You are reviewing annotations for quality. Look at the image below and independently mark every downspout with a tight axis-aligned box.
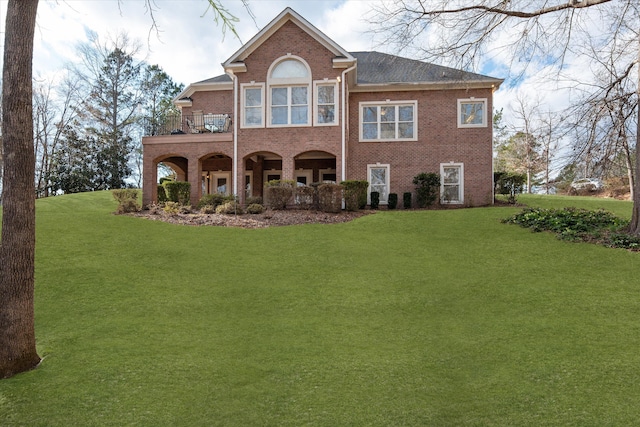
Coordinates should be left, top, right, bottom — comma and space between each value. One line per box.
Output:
226, 70, 239, 199
341, 64, 356, 183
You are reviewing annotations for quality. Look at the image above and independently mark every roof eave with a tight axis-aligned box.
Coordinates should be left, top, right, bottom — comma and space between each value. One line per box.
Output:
350, 79, 504, 92
173, 81, 233, 104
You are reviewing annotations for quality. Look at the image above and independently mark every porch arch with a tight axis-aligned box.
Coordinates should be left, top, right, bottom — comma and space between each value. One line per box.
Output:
294, 150, 337, 185
242, 151, 283, 201
200, 153, 233, 197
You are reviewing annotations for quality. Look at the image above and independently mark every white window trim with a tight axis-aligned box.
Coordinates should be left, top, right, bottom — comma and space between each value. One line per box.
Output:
240, 83, 265, 129
457, 98, 487, 128
367, 164, 390, 205
359, 100, 418, 142
267, 55, 312, 128
440, 162, 464, 204
313, 80, 339, 126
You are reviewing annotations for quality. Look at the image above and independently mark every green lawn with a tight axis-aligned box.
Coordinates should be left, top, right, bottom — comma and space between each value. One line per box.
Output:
1, 192, 639, 426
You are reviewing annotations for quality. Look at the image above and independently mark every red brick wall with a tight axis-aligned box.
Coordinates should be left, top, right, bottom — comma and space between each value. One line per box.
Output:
347, 88, 495, 206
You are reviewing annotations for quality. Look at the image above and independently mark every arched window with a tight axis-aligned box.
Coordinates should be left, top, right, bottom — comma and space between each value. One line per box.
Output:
268, 56, 311, 126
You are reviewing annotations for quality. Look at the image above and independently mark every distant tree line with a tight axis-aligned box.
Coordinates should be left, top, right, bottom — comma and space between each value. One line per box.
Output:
30, 31, 183, 197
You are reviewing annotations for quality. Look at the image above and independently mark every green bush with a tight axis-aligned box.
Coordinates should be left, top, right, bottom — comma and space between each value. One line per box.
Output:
370, 191, 380, 210
163, 201, 180, 214
403, 192, 412, 209
163, 181, 191, 205
245, 196, 263, 206
388, 193, 398, 210
197, 193, 232, 210
495, 172, 526, 204
503, 207, 639, 250
265, 180, 294, 210
413, 172, 440, 208
341, 180, 368, 211
318, 183, 343, 213
246, 203, 265, 214
112, 189, 140, 214
216, 201, 243, 215
157, 185, 167, 204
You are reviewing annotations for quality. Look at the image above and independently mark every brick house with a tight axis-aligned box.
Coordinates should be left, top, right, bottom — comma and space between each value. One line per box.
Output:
141, 7, 503, 207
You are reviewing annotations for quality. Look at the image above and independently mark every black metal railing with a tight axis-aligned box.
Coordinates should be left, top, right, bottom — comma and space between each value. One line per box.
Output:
142, 113, 232, 136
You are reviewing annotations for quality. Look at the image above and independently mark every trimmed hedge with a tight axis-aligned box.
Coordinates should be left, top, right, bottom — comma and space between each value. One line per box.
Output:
341, 180, 368, 211
388, 193, 398, 210
265, 180, 294, 210
403, 192, 412, 209
318, 183, 342, 213
163, 181, 191, 205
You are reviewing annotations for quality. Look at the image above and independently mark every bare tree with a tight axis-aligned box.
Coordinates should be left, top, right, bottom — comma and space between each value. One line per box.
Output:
33, 73, 82, 197
371, 0, 640, 235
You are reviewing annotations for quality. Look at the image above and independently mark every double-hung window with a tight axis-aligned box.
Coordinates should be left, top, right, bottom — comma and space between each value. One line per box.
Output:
458, 98, 487, 128
360, 101, 417, 141
441, 163, 464, 204
314, 82, 338, 125
242, 84, 264, 128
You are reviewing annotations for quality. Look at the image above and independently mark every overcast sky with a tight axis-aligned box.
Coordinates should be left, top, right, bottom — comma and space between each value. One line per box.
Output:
0, 0, 580, 130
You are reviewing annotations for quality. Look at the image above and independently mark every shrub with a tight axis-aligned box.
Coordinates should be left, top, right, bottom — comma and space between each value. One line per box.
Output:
264, 180, 294, 210
403, 192, 412, 209
157, 185, 167, 204
163, 201, 180, 214
197, 193, 232, 210
341, 180, 369, 211
294, 186, 315, 210
245, 196, 263, 206
200, 205, 216, 214
413, 172, 440, 208
503, 207, 639, 250
246, 203, 265, 214
388, 193, 398, 210
318, 183, 342, 213
163, 181, 191, 205
216, 201, 243, 215
494, 172, 526, 204
112, 189, 140, 214
370, 191, 380, 209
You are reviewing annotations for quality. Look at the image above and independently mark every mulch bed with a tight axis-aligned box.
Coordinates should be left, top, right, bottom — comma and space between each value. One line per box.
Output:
129, 207, 375, 229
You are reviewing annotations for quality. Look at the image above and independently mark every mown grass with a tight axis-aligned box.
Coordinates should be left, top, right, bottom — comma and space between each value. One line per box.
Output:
1, 192, 639, 426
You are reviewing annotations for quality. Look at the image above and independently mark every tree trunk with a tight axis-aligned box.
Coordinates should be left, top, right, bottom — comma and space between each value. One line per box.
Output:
630, 35, 640, 236
0, 0, 40, 379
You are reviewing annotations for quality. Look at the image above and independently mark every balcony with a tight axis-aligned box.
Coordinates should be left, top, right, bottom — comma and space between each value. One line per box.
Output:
142, 113, 232, 136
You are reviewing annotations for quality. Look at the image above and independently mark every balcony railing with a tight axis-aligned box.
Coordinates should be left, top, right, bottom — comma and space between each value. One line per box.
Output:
142, 113, 232, 136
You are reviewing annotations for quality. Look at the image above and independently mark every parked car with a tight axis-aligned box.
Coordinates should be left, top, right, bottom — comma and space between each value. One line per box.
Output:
570, 178, 603, 192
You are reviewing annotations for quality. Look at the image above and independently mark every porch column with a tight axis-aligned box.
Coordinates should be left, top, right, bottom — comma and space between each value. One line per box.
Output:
188, 157, 201, 206
281, 155, 294, 182
142, 149, 157, 206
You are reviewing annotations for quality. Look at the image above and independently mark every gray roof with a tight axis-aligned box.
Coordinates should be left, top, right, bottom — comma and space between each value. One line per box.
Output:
350, 51, 502, 85
194, 51, 501, 87
195, 74, 232, 84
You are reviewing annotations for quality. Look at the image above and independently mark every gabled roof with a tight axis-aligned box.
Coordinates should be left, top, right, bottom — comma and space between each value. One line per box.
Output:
351, 51, 503, 90
223, 7, 355, 70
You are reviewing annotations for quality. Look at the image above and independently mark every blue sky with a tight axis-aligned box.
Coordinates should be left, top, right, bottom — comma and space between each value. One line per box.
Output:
0, 0, 578, 134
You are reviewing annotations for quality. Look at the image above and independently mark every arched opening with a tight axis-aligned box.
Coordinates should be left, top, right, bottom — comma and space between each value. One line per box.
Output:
294, 151, 337, 185
201, 154, 233, 196
243, 152, 283, 201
